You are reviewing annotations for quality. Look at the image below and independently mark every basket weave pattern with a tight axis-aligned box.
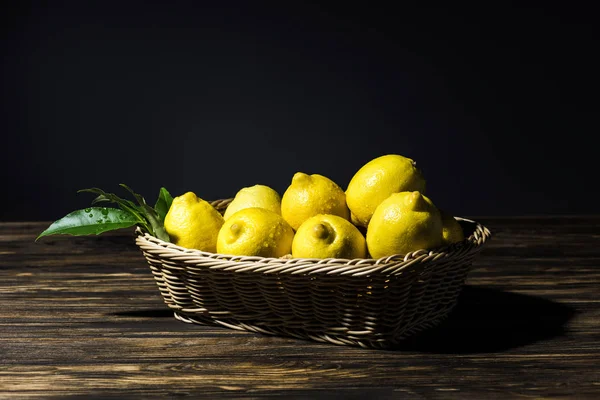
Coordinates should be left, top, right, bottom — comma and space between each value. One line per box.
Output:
135, 199, 491, 349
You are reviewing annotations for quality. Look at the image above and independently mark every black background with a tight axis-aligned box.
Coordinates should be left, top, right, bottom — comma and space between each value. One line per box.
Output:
1, 2, 598, 221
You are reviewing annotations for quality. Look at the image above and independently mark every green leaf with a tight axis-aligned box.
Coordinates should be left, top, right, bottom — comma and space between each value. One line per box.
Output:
79, 188, 140, 215
68, 184, 171, 242
36, 208, 138, 241
119, 184, 148, 208
78, 188, 150, 232
154, 187, 173, 222
118, 184, 171, 242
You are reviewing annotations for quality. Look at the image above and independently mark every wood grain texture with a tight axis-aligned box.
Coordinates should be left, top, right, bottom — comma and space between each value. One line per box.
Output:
1, 217, 599, 399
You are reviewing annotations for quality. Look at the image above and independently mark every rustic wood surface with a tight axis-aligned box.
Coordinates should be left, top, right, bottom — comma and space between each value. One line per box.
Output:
1, 217, 599, 399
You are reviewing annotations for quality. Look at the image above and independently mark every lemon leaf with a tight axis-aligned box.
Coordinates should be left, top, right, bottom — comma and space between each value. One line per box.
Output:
154, 187, 173, 223
118, 184, 170, 242
39, 185, 172, 242
78, 188, 145, 225
36, 208, 138, 241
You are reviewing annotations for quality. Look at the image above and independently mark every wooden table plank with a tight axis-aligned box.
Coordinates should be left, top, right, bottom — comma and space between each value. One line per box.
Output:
1, 218, 599, 398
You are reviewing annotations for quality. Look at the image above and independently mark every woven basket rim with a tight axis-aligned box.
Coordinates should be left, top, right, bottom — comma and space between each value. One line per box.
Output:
135, 212, 491, 277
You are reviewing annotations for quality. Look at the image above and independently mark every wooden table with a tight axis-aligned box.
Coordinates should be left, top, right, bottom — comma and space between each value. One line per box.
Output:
1, 217, 599, 398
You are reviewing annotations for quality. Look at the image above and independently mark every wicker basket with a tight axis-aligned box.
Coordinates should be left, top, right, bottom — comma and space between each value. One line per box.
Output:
135, 199, 491, 349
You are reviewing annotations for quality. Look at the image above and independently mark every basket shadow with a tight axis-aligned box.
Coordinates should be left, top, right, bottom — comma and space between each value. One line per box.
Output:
392, 285, 576, 354
111, 309, 174, 318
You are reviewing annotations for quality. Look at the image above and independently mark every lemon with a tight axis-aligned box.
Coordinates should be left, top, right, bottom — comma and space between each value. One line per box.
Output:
217, 207, 294, 257
164, 192, 224, 252
346, 154, 426, 227
281, 172, 350, 231
223, 184, 281, 220
292, 214, 366, 259
441, 210, 464, 245
366, 191, 442, 258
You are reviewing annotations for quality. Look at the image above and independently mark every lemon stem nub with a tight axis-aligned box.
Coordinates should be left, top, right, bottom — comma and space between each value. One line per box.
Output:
230, 223, 241, 235
313, 223, 329, 239
292, 172, 310, 185
405, 191, 426, 211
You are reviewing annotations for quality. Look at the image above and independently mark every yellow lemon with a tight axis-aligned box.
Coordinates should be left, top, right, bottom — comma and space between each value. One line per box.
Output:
366, 191, 442, 258
281, 172, 350, 231
441, 210, 465, 245
164, 192, 224, 252
217, 207, 294, 257
346, 154, 426, 227
223, 184, 281, 220
292, 214, 366, 259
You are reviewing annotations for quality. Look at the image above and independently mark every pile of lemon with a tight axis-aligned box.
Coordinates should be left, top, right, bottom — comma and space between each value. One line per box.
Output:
163, 154, 464, 259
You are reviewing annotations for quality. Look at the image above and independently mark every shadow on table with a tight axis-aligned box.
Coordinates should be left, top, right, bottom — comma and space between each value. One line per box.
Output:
111, 308, 174, 318
108, 285, 576, 355
393, 284, 576, 354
